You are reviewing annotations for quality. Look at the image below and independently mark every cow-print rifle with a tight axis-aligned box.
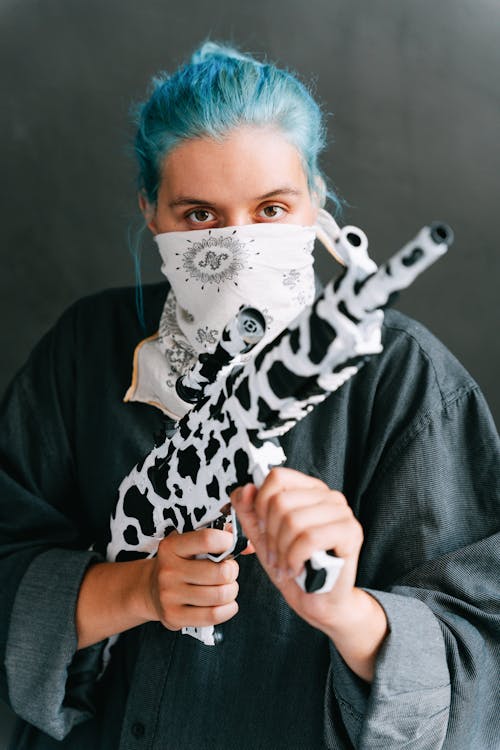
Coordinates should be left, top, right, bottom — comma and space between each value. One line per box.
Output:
107, 221, 453, 646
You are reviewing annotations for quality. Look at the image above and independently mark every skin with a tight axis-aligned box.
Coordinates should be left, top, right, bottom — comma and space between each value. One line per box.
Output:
139, 126, 319, 232
76, 126, 388, 682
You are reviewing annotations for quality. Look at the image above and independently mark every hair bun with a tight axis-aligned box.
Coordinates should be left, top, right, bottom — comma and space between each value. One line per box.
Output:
190, 41, 255, 65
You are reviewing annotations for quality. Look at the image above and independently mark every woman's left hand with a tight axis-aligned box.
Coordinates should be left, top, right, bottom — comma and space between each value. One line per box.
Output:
231, 466, 388, 681
231, 466, 363, 633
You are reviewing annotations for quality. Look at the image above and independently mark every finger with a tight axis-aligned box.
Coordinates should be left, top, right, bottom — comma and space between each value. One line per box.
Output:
285, 517, 364, 576
176, 581, 239, 608
168, 556, 239, 586
240, 541, 256, 555
165, 601, 239, 630
253, 468, 327, 529
264, 487, 342, 544
261, 488, 327, 570
272, 499, 353, 574
231, 484, 260, 543
161, 528, 235, 559
231, 484, 293, 581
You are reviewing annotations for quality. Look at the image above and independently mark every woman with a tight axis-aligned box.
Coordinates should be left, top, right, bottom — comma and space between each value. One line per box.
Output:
1, 42, 498, 749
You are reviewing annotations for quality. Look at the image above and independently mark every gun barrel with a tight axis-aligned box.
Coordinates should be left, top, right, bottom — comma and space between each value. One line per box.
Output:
430, 221, 454, 246
233, 222, 453, 439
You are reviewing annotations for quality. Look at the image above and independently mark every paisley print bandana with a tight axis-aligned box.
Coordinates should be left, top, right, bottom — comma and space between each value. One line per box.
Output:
125, 211, 343, 419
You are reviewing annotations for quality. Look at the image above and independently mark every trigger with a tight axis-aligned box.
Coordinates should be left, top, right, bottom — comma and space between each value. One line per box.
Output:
229, 506, 249, 558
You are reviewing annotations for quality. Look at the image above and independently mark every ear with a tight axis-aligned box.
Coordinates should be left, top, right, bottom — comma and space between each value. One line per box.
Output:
138, 191, 158, 234
310, 202, 320, 224
312, 175, 327, 210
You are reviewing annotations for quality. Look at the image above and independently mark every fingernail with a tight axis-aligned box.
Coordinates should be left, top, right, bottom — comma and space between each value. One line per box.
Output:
267, 550, 276, 567
287, 568, 296, 579
258, 519, 265, 533
275, 568, 283, 583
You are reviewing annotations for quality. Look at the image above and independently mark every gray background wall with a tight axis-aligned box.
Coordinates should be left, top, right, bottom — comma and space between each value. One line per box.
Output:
1, 0, 499, 744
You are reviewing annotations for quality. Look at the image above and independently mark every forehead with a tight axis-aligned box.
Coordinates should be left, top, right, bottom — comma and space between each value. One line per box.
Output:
159, 126, 308, 201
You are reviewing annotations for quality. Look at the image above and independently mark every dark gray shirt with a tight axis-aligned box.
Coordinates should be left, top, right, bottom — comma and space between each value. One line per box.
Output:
0, 284, 498, 749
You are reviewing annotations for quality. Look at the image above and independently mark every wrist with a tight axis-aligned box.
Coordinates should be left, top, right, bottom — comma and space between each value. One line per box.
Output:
128, 557, 158, 623
77, 559, 157, 650
321, 589, 389, 682
322, 588, 385, 639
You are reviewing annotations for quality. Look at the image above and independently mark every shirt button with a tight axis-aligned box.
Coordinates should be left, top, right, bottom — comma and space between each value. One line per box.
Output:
131, 721, 145, 738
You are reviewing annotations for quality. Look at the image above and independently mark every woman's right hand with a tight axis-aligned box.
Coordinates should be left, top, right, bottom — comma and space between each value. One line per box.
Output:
144, 529, 240, 632
76, 529, 239, 650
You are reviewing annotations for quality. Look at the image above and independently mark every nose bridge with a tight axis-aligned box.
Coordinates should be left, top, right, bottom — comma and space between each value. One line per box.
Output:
222, 207, 254, 227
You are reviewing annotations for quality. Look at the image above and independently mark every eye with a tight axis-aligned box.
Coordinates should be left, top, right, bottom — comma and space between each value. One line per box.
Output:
186, 208, 216, 224
259, 205, 287, 220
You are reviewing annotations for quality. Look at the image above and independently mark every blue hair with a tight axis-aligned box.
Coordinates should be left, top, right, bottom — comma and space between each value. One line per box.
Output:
134, 41, 341, 210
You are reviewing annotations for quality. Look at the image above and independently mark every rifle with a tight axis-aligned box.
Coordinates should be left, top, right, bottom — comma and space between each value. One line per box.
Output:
107, 221, 453, 645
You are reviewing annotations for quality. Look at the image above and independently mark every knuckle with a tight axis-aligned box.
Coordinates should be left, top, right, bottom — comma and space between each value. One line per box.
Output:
331, 490, 348, 506
158, 532, 173, 547
201, 608, 215, 626
211, 586, 225, 606
157, 566, 174, 589
220, 560, 238, 583
214, 584, 231, 605
282, 512, 299, 535
264, 468, 286, 497
164, 528, 180, 544
267, 467, 285, 484
352, 519, 364, 545
163, 622, 180, 632
159, 595, 175, 622
291, 530, 310, 559
342, 519, 363, 555
157, 536, 172, 559
204, 606, 218, 625
272, 491, 289, 514
228, 580, 239, 599
342, 506, 355, 524
159, 585, 174, 606
222, 582, 239, 604
162, 605, 181, 630
212, 602, 238, 624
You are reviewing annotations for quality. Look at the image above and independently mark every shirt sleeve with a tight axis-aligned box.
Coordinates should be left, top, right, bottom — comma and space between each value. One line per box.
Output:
0, 306, 106, 740
328, 385, 500, 750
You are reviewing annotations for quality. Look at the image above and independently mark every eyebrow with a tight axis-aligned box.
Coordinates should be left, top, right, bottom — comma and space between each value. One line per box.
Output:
168, 186, 302, 208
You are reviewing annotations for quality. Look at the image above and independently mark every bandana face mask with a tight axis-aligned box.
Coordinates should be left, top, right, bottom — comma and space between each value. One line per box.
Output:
125, 211, 343, 419
156, 222, 316, 353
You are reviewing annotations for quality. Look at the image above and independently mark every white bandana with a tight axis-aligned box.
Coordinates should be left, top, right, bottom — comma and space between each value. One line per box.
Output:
125, 211, 343, 419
